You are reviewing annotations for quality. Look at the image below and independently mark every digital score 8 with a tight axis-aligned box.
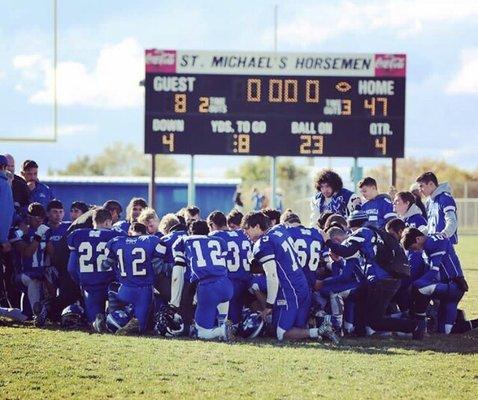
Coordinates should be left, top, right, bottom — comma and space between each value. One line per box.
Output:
232, 133, 250, 154
246, 78, 320, 103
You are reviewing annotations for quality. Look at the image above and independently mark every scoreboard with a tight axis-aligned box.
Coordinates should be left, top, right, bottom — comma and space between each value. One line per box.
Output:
144, 50, 406, 157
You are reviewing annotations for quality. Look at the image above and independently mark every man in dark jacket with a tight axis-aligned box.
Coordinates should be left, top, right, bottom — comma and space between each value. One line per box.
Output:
4, 154, 29, 212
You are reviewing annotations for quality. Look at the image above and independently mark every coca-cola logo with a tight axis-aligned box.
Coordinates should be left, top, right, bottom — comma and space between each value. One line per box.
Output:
145, 50, 177, 73
374, 54, 406, 77
145, 51, 175, 66
375, 55, 406, 70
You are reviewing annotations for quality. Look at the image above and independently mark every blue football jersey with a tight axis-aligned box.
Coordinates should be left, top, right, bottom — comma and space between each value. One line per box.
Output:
46, 221, 71, 253
286, 225, 329, 288
342, 227, 389, 280
159, 230, 187, 264
361, 194, 396, 228
423, 233, 463, 282
311, 187, 359, 220
106, 235, 163, 286
113, 220, 131, 233
209, 229, 252, 282
16, 227, 50, 272
404, 214, 428, 231
173, 235, 228, 282
408, 250, 428, 282
252, 225, 309, 298
67, 228, 125, 286
427, 184, 458, 244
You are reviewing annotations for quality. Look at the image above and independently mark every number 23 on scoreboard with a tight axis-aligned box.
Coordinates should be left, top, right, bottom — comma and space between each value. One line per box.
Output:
299, 135, 323, 155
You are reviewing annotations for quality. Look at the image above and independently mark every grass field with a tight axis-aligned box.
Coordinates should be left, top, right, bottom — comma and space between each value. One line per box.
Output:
1, 237, 477, 399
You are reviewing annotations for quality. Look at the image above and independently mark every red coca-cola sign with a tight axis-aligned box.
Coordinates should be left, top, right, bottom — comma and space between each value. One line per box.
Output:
145, 49, 176, 73
375, 54, 406, 77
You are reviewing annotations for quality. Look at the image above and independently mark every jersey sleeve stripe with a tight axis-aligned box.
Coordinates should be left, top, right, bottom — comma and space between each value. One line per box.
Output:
259, 254, 275, 263
430, 251, 446, 257
348, 236, 365, 243
443, 206, 456, 213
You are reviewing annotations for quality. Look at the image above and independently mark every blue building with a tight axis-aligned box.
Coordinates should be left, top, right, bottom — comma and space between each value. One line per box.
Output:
43, 176, 240, 218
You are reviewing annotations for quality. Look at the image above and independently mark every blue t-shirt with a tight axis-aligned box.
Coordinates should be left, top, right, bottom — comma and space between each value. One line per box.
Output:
67, 228, 125, 287
29, 181, 54, 209
209, 229, 252, 282
286, 225, 329, 288
252, 225, 309, 302
423, 234, 463, 282
361, 194, 396, 228
106, 235, 163, 287
173, 235, 228, 283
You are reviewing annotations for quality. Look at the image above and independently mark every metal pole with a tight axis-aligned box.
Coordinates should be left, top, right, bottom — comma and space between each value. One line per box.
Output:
270, 157, 277, 208
392, 158, 397, 187
149, 154, 156, 208
188, 155, 195, 205
352, 157, 359, 190
53, 0, 58, 141
269, 4, 278, 209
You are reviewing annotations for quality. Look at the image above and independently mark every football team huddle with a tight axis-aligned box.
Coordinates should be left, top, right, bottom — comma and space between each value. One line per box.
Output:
0, 155, 476, 343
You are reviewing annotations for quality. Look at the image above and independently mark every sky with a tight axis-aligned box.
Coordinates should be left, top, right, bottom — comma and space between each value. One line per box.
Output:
1, 0, 477, 180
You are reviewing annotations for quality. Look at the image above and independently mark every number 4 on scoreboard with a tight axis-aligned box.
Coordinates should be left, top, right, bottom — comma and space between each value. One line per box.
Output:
162, 133, 174, 152
375, 136, 387, 155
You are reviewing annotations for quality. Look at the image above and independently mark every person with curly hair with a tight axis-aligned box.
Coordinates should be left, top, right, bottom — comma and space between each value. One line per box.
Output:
310, 169, 360, 226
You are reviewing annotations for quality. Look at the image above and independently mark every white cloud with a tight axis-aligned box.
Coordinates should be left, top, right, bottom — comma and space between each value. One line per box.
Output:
445, 48, 478, 95
13, 38, 143, 109
272, 0, 478, 46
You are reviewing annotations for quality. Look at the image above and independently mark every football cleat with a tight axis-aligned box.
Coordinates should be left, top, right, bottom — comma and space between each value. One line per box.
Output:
60, 303, 85, 329
92, 313, 107, 333
317, 316, 340, 345
115, 317, 140, 336
413, 318, 426, 340
223, 320, 235, 343
153, 304, 185, 337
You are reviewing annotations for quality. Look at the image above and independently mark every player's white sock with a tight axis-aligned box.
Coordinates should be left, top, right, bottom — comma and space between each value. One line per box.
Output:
344, 321, 354, 333
216, 301, 229, 327
196, 325, 224, 340
444, 324, 453, 334
309, 328, 319, 338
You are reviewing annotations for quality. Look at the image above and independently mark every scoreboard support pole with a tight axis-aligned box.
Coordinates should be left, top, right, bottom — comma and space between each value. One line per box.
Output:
149, 153, 156, 209
270, 156, 277, 209
188, 155, 196, 205
352, 157, 359, 190
392, 158, 397, 187
269, 4, 278, 210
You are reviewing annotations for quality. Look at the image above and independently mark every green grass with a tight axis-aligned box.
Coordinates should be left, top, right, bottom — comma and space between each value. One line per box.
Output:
1, 237, 477, 399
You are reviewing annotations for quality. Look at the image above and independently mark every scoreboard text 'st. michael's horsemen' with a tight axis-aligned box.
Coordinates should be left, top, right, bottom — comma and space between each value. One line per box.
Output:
144, 50, 405, 158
